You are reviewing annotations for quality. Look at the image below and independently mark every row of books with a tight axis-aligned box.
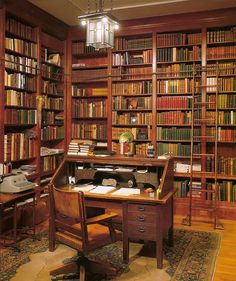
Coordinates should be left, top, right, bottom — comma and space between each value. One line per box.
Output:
5, 109, 37, 125
157, 32, 201, 47
5, 53, 37, 75
157, 46, 201, 62
112, 81, 152, 95
72, 86, 108, 97
113, 96, 152, 110
207, 27, 236, 43
206, 77, 236, 92
112, 142, 148, 157
156, 96, 192, 109
174, 180, 189, 198
5, 37, 37, 58
5, 71, 36, 91
41, 64, 64, 82
207, 95, 236, 109
71, 123, 107, 140
6, 17, 35, 41
40, 154, 63, 172
112, 112, 152, 125
207, 62, 236, 75
4, 133, 35, 162
41, 126, 64, 141
205, 111, 236, 125
218, 128, 236, 142
42, 111, 64, 126
207, 46, 236, 59
42, 81, 64, 96
5, 89, 36, 108
121, 66, 152, 79
218, 181, 236, 202
112, 50, 152, 65
112, 127, 151, 140
157, 142, 201, 156
114, 37, 152, 51
72, 100, 107, 118
67, 139, 95, 155
157, 111, 192, 125
43, 96, 64, 111
156, 78, 199, 94
156, 127, 201, 140
156, 63, 196, 77
206, 157, 236, 176
71, 42, 106, 55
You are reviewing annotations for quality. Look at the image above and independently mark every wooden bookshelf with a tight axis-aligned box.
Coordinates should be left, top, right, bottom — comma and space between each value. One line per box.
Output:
69, 39, 109, 146
111, 34, 153, 156
2, 13, 38, 181
0, 1, 68, 189
39, 31, 66, 186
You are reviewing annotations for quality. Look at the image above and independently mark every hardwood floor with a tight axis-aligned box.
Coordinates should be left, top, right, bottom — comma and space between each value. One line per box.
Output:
174, 216, 236, 281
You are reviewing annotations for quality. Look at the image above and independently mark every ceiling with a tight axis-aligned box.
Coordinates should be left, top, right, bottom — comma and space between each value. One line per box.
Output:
28, 0, 236, 26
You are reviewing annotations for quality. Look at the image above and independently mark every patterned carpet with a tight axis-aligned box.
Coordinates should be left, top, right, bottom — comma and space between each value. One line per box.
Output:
0, 228, 221, 281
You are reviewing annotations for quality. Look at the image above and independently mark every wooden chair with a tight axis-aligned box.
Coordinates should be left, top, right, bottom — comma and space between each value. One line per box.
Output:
48, 184, 120, 281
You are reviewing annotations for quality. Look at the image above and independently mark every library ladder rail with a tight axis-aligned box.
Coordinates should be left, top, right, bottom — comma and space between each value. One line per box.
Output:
182, 65, 224, 229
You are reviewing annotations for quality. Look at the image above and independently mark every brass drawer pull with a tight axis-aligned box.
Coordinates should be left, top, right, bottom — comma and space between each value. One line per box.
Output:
138, 216, 145, 221
138, 227, 145, 233
138, 206, 145, 211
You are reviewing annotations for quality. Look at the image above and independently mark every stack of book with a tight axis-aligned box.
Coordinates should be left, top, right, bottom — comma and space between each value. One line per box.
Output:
68, 139, 95, 155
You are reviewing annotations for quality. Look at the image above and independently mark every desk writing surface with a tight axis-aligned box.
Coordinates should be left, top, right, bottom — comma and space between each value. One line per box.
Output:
59, 184, 174, 205
0, 190, 35, 206
53, 155, 174, 200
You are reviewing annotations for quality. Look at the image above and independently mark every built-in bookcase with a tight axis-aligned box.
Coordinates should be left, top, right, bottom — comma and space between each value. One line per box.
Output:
112, 35, 153, 156
3, 14, 38, 179
70, 41, 109, 147
204, 25, 236, 203
156, 29, 202, 157
39, 32, 65, 185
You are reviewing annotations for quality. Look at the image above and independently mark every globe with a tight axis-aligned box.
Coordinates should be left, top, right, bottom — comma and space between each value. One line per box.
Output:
119, 131, 134, 143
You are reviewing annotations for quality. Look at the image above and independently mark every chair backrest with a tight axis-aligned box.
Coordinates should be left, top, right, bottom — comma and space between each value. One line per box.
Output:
53, 188, 85, 220
48, 184, 89, 252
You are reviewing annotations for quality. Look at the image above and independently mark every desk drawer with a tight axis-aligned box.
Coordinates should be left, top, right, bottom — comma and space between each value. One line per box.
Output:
128, 204, 156, 214
128, 212, 156, 224
128, 222, 156, 240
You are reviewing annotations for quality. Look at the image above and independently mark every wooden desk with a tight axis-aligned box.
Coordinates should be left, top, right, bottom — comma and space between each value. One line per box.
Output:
50, 155, 174, 268
0, 190, 36, 249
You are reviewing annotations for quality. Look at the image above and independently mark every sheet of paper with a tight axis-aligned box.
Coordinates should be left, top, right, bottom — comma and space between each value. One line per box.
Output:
112, 188, 140, 196
89, 185, 116, 194
73, 184, 96, 192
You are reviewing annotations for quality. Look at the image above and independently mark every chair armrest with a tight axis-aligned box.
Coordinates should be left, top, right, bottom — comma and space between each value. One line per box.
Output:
86, 212, 117, 225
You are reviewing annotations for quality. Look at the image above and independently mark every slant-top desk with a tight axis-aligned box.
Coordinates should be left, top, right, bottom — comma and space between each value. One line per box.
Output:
49, 155, 174, 268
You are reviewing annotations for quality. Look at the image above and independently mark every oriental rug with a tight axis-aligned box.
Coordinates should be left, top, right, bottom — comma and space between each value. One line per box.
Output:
0, 228, 221, 281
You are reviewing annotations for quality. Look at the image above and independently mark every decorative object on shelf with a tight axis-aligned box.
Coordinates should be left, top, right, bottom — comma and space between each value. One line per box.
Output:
147, 143, 155, 158
78, 0, 119, 49
119, 131, 134, 157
